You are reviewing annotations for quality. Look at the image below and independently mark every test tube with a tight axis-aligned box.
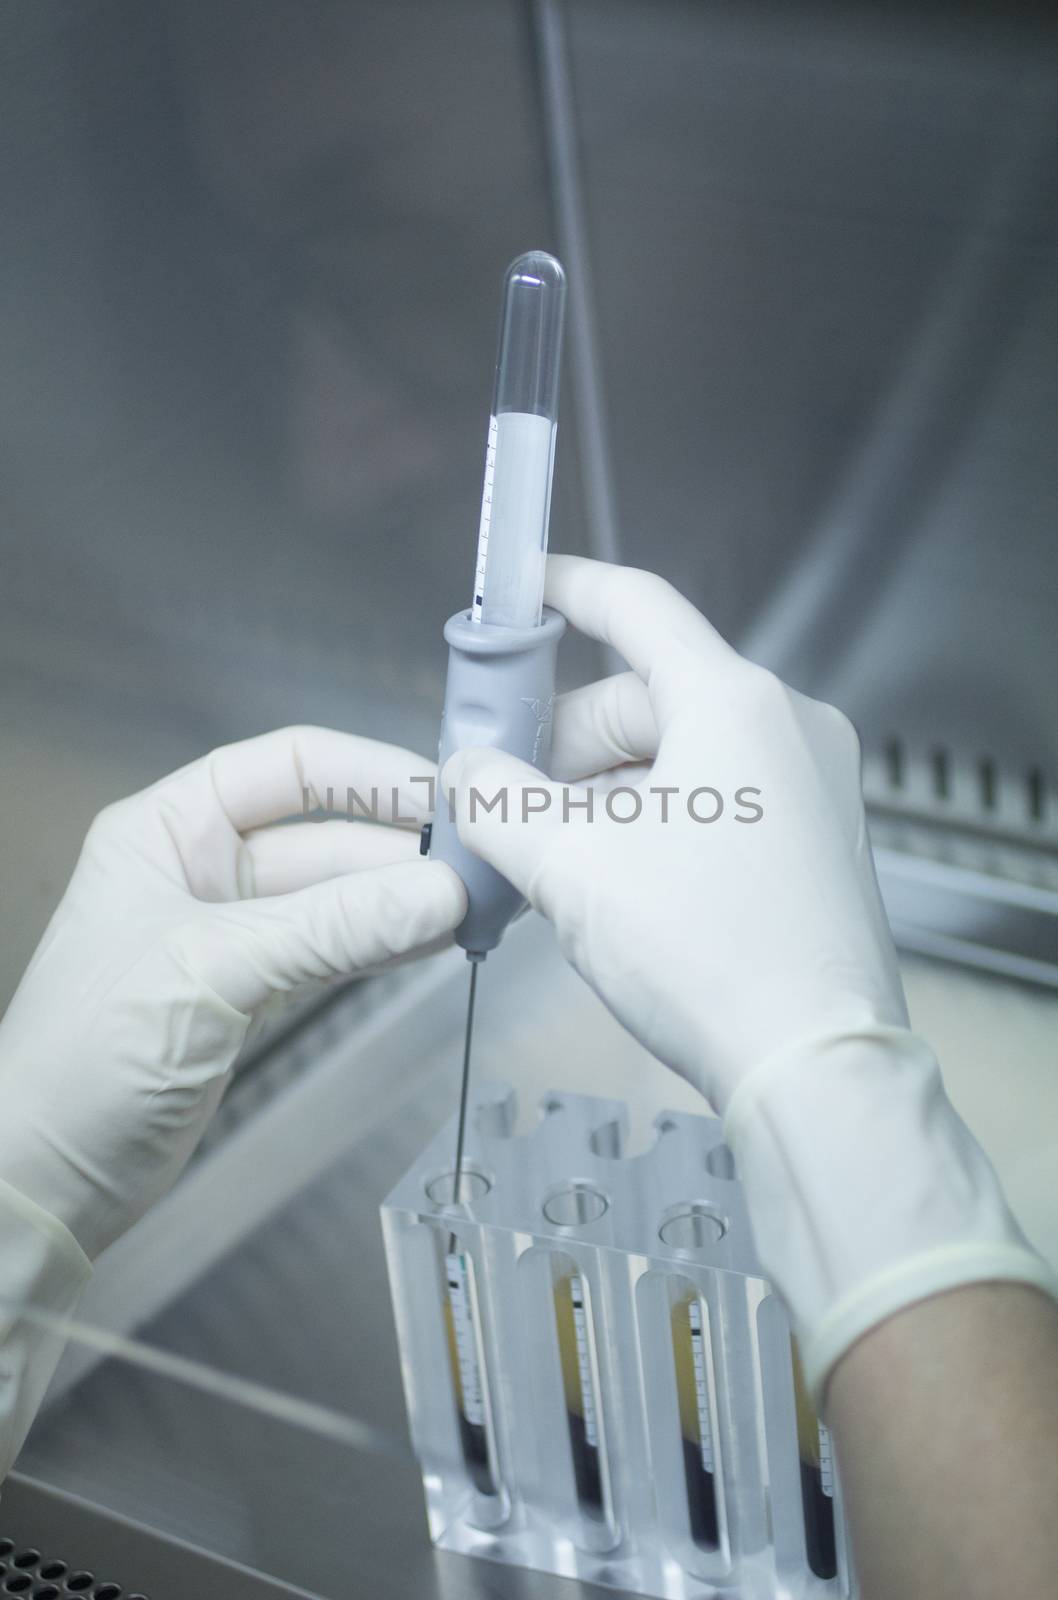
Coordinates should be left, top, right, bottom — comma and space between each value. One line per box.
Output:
671, 1290, 722, 1551
791, 1339, 837, 1580
472, 252, 566, 630
442, 1248, 500, 1497
553, 1271, 607, 1519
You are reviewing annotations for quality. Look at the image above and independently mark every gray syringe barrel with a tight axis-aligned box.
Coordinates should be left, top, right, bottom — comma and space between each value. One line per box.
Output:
430, 606, 566, 957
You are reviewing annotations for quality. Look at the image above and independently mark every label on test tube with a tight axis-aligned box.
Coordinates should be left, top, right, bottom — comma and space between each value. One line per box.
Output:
818, 1422, 834, 1498
471, 412, 554, 628
472, 416, 498, 623
446, 1252, 485, 1427
569, 1276, 599, 1448
687, 1300, 715, 1473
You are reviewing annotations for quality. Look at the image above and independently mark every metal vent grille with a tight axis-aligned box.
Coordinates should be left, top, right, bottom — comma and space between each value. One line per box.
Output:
859, 736, 1058, 989
0, 1539, 147, 1600
864, 736, 1057, 851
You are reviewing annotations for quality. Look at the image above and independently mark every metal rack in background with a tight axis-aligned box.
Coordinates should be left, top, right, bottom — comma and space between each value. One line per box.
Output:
865, 738, 1058, 990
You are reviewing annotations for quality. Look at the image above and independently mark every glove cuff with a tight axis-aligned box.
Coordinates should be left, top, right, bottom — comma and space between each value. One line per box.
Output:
0, 1177, 91, 1476
724, 1027, 1058, 1409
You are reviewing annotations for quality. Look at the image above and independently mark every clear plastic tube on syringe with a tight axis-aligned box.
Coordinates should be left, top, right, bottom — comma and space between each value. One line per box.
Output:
428, 251, 568, 959
472, 251, 566, 630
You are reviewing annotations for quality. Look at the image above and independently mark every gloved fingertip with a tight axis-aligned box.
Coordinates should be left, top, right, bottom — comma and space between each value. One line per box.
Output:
441, 746, 506, 800
419, 858, 469, 925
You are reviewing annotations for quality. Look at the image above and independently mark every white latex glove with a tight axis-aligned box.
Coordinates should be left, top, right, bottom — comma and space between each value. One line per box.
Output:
444, 557, 1056, 1401
0, 725, 465, 1262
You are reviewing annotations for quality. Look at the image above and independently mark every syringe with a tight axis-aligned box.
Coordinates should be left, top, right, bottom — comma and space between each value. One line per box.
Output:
426, 251, 566, 1206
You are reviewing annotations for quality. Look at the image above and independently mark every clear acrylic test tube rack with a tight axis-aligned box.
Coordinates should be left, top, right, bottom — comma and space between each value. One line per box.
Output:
381, 1085, 855, 1598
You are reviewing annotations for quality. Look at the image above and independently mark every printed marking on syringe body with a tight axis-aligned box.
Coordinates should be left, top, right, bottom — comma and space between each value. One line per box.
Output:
446, 1252, 485, 1427
521, 693, 555, 764
520, 695, 554, 723
818, 1421, 834, 1498
569, 1276, 599, 1448
688, 1300, 715, 1473
471, 415, 498, 623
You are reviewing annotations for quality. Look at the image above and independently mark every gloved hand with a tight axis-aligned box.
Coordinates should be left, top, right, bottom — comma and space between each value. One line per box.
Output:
0, 726, 465, 1261
444, 557, 1056, 1401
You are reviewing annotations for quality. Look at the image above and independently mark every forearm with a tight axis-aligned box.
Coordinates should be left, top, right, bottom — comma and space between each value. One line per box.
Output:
827, 1283, 1058, 1600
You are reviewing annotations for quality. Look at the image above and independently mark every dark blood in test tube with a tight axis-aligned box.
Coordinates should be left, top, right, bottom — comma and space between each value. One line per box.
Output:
457, 1409, 497, 1497
682, 1436, 720, 1551
567, 1407, 605, 1516
801, 1457, 837, 1579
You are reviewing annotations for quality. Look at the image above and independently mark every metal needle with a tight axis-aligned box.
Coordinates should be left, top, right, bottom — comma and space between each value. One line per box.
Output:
452, 958, 480, 1208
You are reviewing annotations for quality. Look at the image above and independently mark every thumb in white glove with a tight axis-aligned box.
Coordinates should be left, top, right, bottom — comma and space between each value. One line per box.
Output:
443, 556, 1056, 1402
0, 726, 465, 1260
